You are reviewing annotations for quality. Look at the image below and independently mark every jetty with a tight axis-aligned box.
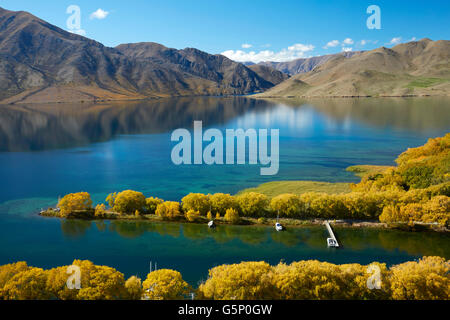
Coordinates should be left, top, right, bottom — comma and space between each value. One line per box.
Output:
324, 221, 339, 247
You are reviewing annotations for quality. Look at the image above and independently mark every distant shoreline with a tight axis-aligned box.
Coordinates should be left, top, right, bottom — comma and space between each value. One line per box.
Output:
2, 92, 449, 106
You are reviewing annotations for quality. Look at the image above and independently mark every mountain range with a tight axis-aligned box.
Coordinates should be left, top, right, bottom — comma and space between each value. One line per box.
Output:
257, 38, 450, 98
0, 6, 449, 103
249, 51, 361, 75
0, 7, 286, 104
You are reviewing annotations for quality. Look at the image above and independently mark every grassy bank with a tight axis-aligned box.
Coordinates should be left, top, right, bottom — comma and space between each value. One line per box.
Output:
237, 180, 351, 198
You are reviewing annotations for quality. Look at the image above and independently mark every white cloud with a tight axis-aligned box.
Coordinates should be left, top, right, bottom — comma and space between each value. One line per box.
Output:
343, 38, 354, 45
342, 47, 353, 52
241, 43, 252, 49
90, 8, 109, 20
359, 39, 379, 46
221, 43, 315, 63
388, 37, 402, 45
409, 37, 417, 41
323, 40, 339, 49
287, 43, 314, 52
260, 44, 271, 48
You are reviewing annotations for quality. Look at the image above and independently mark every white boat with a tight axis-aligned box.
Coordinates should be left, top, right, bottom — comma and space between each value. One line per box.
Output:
327, 237, 338, 247
275, 222, 284, 231
208, 220, 215, 228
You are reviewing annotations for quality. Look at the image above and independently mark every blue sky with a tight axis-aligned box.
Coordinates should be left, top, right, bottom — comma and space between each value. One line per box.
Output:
2, 0, 449, 62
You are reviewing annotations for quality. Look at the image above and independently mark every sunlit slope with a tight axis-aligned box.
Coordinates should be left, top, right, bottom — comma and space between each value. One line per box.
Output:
257, 39, 450, 97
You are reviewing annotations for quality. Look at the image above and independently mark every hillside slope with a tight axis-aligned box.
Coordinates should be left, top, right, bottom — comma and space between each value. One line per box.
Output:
257, 51, 361, 75
0, 7, 272, 104
247, 64, 290, 86
257, 39, 450, 97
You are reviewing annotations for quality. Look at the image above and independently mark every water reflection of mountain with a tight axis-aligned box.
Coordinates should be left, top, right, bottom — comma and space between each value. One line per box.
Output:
0, 97, 274, 151
1, 97, 448, 151
278, 97, 450, 133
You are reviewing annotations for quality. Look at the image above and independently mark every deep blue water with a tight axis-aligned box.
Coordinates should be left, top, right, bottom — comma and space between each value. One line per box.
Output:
0, 97, 449, 283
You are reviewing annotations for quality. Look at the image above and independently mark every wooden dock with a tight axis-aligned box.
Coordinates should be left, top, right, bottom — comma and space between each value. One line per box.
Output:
325, 221, 339, 247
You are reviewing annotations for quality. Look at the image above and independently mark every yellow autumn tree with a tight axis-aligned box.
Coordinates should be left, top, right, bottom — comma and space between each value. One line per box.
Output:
142, 269, 190, 300
390, 256, 449, 300
145, 197, 163, 214
94, 203, 106, 218
2, 267, 50, 300
58, 192, 93, 217
0, 261, 29, 299
45, 260, 127, 300
112, 190, 146, 215
155, 201, 181, 220
198, 261, 274, 300
185, 209, 200, 222
224, 208, 240, 224
270, 193, 303, 217
236, 192, 268, 217
181, 193, 210, 215
125, 276, 142, 300
106, 192, 117, 207
209, 193, 237, 215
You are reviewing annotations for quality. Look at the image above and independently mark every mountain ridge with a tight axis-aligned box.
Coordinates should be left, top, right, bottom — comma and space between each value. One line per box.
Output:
0, 7, 277, 104
255, 51, 362, 75
256, 38, 450, 98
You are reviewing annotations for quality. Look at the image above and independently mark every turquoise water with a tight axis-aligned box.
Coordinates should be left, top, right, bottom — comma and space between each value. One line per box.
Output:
0, 97, 449, 283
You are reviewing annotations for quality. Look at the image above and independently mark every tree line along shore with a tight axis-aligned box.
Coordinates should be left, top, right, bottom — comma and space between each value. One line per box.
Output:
0, 256, 448, 300
40, 133, 450, 231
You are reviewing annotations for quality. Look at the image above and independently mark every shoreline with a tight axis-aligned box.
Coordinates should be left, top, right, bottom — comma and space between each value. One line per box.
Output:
39, 209, 449, 233
2, 92, 449, 106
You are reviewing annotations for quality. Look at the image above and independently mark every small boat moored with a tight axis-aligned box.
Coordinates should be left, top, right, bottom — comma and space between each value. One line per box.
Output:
208, 220, 216, 228
275, 222, 284, 232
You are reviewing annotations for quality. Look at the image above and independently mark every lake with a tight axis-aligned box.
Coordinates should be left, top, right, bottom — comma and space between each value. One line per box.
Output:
0, 97, 449, 283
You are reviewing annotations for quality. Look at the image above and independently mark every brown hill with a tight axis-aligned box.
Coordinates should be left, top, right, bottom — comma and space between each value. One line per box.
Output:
0, 7, 272, 104
257, 51, 362, 75
257, 39, 450, 97
247, 64, 290, 86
